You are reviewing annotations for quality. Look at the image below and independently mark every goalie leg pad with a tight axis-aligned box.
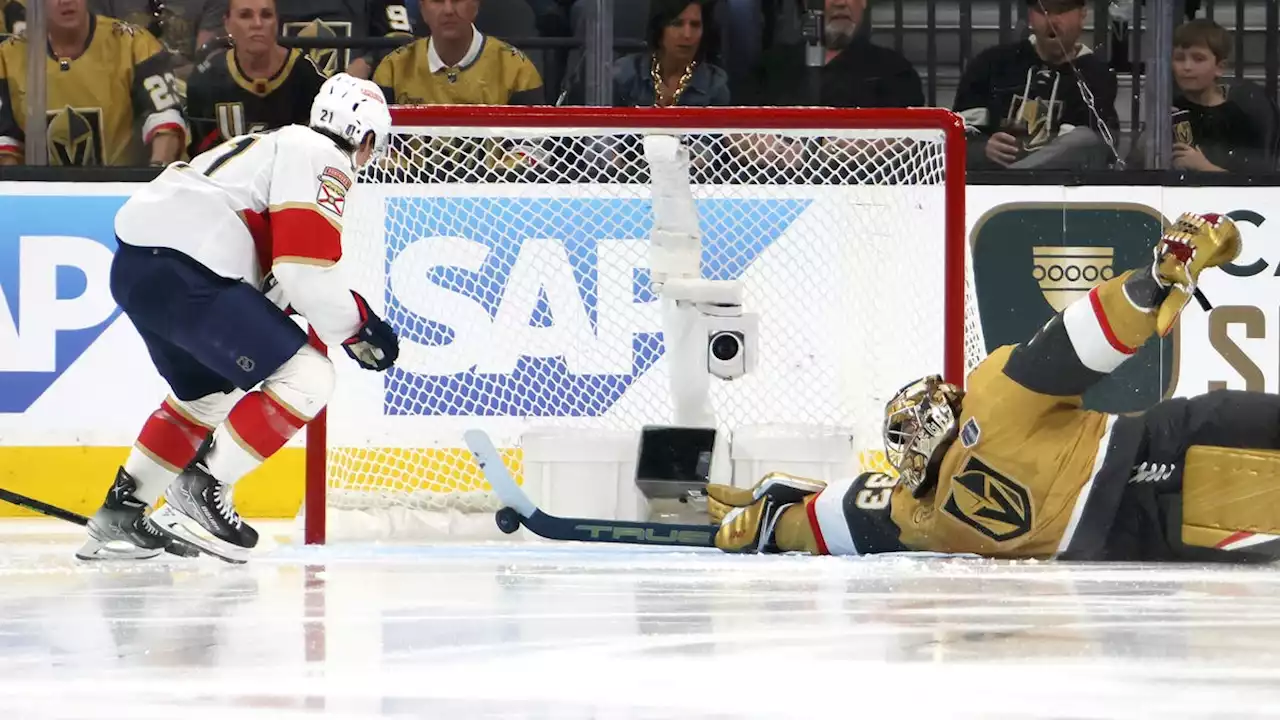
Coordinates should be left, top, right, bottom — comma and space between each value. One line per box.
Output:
1181, 444, 1280, 552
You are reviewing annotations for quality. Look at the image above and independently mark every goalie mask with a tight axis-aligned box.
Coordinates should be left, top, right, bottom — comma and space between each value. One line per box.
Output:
883, 375, 964, 497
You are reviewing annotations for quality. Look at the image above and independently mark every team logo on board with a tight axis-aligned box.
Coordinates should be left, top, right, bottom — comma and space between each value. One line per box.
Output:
1032, 246, 1115, 312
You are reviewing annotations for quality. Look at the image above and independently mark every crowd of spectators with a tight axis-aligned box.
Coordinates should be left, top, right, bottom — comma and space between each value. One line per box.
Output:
0, 0, 1276, 175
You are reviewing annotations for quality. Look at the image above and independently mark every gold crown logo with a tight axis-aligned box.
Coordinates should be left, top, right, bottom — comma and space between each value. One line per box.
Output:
1032, 246, 1115, 312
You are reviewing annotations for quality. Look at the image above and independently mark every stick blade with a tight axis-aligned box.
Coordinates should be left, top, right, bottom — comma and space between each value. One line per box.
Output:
462, 429, 538, 518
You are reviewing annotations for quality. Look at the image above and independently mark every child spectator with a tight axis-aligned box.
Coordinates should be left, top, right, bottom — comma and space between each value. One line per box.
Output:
1169, 19, 1271, 173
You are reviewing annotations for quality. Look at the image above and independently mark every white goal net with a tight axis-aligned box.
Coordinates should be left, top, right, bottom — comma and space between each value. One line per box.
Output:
306, 106, 982, 543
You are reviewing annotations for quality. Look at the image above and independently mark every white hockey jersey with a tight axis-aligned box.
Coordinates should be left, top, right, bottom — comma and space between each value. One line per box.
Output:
114, 124, 362, 346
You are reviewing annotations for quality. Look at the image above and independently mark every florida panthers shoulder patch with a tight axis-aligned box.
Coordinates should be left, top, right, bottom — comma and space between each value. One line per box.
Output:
316, 166, 351, 217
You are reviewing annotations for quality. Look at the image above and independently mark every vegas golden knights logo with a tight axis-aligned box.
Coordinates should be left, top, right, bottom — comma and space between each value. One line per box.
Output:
1007, 92, 1063, 152
284, 19, 352, 77
943, 457, 1032, 542
46, 106, 104, 166
1032, 246, 1115, 312
1174, 120, 1194, 147
214, 102, 267, 141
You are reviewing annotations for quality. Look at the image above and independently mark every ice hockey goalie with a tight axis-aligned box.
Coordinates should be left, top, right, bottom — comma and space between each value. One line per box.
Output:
710, 211, 1280, 563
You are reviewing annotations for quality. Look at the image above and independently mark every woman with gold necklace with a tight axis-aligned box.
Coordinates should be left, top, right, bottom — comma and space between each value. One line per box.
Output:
610, 0, 729, 107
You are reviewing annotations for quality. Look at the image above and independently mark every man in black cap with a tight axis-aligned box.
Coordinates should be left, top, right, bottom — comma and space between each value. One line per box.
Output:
954, 0, 1120, 170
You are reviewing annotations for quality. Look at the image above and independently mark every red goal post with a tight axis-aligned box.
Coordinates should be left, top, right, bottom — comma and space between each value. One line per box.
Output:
303, 105, 971, 545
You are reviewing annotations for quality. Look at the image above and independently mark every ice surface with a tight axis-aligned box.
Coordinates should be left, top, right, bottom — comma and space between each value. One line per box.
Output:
1, 519, 1280, 719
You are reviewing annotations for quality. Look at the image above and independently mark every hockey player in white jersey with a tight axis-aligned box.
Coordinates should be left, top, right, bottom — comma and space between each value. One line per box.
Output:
76, 73, 397, 563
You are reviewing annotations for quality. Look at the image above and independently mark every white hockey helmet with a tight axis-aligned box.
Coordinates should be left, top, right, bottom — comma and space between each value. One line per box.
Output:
309, 73, 392, 167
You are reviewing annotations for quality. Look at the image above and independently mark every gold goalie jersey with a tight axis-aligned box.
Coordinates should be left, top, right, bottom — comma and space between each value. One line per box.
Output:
0, 15, 186, 165
807, 266, 1165, 560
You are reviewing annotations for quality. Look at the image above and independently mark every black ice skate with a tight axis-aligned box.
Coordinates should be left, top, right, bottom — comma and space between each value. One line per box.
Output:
76, 468, 197, 561
150, 457, 258, 564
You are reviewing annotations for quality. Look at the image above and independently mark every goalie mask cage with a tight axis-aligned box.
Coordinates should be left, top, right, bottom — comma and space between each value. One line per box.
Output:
303, 105, 978, 545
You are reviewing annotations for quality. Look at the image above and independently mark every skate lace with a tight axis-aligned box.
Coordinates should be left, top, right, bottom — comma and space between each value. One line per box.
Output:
140, 515, 165, 538
214, 484, 243, 529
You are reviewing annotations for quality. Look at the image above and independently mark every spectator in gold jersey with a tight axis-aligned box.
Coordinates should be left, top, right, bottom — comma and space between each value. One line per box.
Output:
0, 0, 186, 166
373, 0, 544, 105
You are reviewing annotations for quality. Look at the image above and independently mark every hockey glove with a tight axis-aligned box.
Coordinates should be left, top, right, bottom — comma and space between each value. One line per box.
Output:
707, 473, 825, 554
1153, 212, 1242, 336
343, 291, 399, 371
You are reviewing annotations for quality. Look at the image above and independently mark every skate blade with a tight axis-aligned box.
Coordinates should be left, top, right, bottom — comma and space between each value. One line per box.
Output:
74, 538, 164, 561
149, 505, 250, 565
164, 539, 203, 558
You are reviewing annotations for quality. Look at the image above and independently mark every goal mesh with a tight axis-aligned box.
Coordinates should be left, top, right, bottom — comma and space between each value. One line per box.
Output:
309, 106, 979, 542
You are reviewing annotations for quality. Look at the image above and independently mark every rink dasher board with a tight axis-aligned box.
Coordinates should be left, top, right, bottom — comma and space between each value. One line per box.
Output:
0, 181, 1274, 443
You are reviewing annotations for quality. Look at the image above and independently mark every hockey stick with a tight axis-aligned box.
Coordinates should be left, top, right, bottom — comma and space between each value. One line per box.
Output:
463, 429, 718, 548
0, 487, 88, 525
0, 487, 202, 559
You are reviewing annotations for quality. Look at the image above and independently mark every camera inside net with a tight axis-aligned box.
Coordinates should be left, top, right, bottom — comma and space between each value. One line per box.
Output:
705, 311, 759, 381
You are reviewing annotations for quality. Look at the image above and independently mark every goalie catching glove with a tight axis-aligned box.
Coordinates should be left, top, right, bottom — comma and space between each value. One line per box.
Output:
707, 473, 825, 554
344, 291, 399, 371
1153, 212, 1242, 336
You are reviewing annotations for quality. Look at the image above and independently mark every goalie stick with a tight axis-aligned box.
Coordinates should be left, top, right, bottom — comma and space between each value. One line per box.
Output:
463, 429, 718, 548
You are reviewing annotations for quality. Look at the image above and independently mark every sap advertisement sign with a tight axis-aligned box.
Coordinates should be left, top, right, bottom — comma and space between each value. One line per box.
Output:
380, 196, 808, 417
0, 193, 123, 414
0, 184, 812, 427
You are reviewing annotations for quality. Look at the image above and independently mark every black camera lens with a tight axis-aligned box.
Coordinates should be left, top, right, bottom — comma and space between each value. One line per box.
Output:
710, 332, 741, 361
